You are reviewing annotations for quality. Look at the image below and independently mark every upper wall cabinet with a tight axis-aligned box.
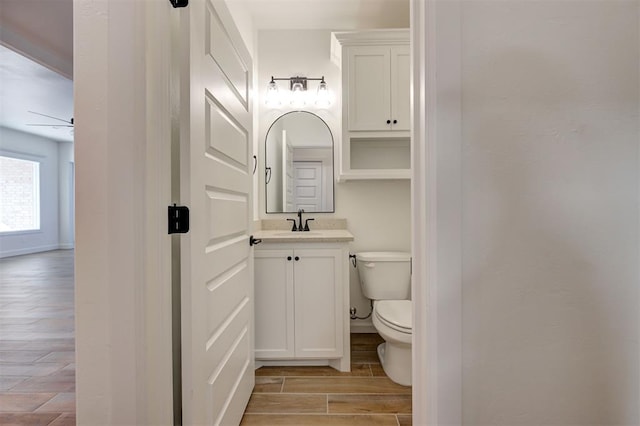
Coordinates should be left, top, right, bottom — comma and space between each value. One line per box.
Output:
347, 45, 410, 132
332, 30, 410, 181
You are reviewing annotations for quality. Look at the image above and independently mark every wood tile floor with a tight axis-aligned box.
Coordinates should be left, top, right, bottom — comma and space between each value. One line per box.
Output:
241, 333, 412, 426
0, 250, 75, 426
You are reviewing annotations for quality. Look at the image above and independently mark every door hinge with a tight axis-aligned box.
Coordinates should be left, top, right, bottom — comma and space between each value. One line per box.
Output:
168, 204, 189, 234
169, 0, 188, 8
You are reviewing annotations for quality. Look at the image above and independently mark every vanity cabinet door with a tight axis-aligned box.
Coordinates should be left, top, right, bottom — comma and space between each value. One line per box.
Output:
293, 248, 343, 358
347, 46, 391, 131
390, 45, 410, 131
346, 45, 409, 132
254, 249, 295, 359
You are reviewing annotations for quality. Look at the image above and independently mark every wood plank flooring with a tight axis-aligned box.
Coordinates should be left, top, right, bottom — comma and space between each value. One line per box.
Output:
241, 333, 412, 425
0, 250, 75, 426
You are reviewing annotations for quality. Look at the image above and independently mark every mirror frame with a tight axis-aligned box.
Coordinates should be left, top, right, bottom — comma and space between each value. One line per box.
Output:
265, 110, 335, 214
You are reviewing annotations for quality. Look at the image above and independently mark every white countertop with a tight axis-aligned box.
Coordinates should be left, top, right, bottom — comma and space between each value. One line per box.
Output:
253, 229, 354, 243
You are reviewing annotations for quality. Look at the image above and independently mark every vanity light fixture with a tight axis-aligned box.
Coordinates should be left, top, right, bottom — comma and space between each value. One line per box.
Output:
290, 79, 306, 107
264, 76, 331, 108
264, 77, 281, 107
315, 78, 330, 107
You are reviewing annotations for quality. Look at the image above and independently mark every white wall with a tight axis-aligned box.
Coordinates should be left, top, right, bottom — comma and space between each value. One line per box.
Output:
257, 30, 411, 330
0, 126, 62, 257
461, 2, 639, 424
225, 0, 255, 59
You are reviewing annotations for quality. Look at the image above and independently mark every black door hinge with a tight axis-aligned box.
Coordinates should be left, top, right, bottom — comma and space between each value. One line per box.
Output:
169, 0, 188, 8
168, 204, 189, 234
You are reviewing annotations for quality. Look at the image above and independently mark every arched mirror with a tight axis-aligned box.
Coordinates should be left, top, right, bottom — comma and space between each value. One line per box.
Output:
265, 111, 334, 213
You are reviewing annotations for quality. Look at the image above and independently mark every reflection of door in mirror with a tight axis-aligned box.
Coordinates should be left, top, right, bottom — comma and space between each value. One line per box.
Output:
282, 131, 294, 211
265, 111, 335, 213
293, 161, 322, 211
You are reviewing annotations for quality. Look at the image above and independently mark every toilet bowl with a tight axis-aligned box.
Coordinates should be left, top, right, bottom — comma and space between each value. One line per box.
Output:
356, 251, 412, 386
372, 299, 412, 386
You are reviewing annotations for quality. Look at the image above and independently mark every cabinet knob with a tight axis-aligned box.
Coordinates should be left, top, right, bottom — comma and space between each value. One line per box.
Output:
294, 256, 300, 261
386, 119, 391, 124
393, 119, 398, 124
287, 256, 292, 261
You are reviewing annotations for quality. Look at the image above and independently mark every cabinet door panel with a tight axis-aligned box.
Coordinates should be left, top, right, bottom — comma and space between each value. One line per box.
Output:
390, 45, 410, 131
254, 250, 295, 358
293, 248, 343, 358
347, 46, 391, 131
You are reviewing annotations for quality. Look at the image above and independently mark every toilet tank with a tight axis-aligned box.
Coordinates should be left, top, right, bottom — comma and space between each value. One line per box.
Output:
356, 251, 411, 300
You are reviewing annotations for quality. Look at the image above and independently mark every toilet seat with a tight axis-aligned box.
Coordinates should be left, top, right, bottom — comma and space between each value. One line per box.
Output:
374, 300, 412, 334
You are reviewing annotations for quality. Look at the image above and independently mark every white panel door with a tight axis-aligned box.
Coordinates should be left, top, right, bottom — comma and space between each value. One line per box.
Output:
293, 162, 322, 212
283, 134, 294, 212
180, 1, 254, 425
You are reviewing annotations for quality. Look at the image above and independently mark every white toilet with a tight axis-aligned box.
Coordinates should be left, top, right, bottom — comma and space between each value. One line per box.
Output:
356, 251, 412, 386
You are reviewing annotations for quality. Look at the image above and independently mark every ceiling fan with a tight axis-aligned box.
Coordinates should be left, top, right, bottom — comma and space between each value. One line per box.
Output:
26, 111, 74, 129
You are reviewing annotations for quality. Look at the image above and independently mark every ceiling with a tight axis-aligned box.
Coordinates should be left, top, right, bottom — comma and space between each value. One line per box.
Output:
0, 45, 74, 143
0, 0, 73, 143
0, 0, 407, 145
0, 0, 73, 73
233, 0, 409, 30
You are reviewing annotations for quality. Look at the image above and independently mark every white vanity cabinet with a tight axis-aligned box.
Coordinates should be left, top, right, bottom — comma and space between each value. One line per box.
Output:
331, 29, 411, 181
254, 241, 350, 371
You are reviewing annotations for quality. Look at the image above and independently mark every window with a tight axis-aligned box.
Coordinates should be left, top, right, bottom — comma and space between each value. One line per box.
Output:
0, 156, 41, 232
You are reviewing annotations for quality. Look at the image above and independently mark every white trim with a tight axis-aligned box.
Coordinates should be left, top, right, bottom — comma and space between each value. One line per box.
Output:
143, 0, 174, 423
332, 29, 410, 46
0, 229, 43, 237
330, 30, 409, 68
637, 2, 640, 419
74, 0, 173, 423
349, 323, 376, 334
0, 149, 46, 160
338, 169, 410, 182
0, 244, 61, 259
411, 1, 462, 425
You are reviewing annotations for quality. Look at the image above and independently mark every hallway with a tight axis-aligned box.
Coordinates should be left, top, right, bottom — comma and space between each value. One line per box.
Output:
0, 250, 75, 425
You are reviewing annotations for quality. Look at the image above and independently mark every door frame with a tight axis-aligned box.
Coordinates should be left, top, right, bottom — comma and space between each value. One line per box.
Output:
74, 0, 174, 423
75, 0, 465, 424
411, 0, 463, 424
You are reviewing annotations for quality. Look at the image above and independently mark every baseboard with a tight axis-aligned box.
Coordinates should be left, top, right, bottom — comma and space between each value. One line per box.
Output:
59, 243, 75, 249
0, 245, 68, 259
350, 323, 377, 333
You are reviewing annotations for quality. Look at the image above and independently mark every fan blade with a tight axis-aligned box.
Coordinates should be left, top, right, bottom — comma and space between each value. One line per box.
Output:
27, 111, 73, 125
26, 124, 74, 127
